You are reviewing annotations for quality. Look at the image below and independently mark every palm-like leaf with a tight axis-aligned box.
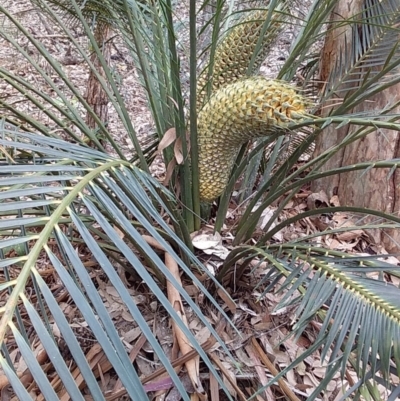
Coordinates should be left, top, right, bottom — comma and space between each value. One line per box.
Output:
0, 128, 234, 399
219, 244, 400, 399
0, 1, 152, 169
322, 0, 400, 108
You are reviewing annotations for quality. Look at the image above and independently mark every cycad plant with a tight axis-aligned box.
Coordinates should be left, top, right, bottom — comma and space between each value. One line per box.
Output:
1, 0, 400, 400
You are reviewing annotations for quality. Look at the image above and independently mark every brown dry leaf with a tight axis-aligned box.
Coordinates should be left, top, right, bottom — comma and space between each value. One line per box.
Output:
303, 373, 319, 396
52, 322, 61, 339
325, 237, 341, 250
0, 374, 10, 392
195, 327, 211, 345
192, 231, 229, 260
184, 284, 199, 297
0, 345, 48, 393
142, 234, 165, 251
105, 285, 120, 298
295, 358, 307, 376
336, 229, 363, 242
234, 348, 255, 368
17, 342, 47, 377
209, 353, 247, 401
221, 362, 237, 398
123, 327, 142, 343
306, 190, 330, 210
113, 225, 125, 240
158, 127, 177, 152
312, 366, 328, 379
282, 335, 303, 363
57, 344, 111, 401
332, 385, 351, 401
257, 207, 283, 241
189, 318, 201, 331
136, 354, 155, 378
121, 309, 135, 322
163, 158, 177, 186
331, 212, 364, 243
303, 216, 318, 235
309, 216, 329, 231
253, 321, 273, 331
252, 338, 301, 401
330, 195, 341, 207
165, 252, 204, 396
217, 288, 236, 314
164, 374, 196, 401
174, 137, 184, 164
283, 200, 294, 209
209, 372, 219, 401
332, 212, 349, 227
192, 231, 221, 250
244, 344, 275, 401
0, 384, 13, 401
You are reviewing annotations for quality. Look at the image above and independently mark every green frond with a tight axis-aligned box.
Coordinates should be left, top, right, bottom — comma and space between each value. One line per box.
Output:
323, 0, 400, 106
0, 130, 234, 399
31, 0, 146, 29
226, 245, 400, 397
278, 0, 339, 81
0, 2, 153, 169
218, 244, 400, 399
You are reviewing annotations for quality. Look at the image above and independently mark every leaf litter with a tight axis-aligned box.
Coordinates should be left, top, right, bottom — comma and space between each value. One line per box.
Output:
0, 0, 399, 400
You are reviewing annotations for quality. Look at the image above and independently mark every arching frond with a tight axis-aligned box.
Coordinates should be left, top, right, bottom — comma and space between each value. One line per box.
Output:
323, 0, 400, 106
219, 244, 400, 399
0, 129, 234, 400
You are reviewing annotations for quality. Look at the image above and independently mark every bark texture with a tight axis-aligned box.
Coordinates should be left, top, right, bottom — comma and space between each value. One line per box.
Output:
312, 0, 400, 252
85, 23, 112, 135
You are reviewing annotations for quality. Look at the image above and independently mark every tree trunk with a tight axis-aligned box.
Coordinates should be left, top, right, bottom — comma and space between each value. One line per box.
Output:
85, 23, 112, 140
312, 0, 400, 252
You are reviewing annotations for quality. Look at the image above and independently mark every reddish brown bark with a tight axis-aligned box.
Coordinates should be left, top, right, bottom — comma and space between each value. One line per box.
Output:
312, 0, 400, 252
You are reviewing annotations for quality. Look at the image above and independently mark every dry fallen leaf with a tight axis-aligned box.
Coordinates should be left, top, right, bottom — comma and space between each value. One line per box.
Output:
158, 127, 176, 152
330, 195, 341, 207
174, 137, 184, 164
306, 190, 330, 210
192, 232, 221, 250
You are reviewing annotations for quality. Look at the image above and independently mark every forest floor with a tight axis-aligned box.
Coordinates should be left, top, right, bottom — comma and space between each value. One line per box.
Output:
0, 1, 399, 400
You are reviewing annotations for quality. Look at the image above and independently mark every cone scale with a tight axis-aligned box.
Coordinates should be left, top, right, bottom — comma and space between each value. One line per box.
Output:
197, 77, 309, 201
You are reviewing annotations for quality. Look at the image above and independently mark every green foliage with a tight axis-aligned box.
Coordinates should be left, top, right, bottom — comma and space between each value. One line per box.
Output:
1, 0, 400, 399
